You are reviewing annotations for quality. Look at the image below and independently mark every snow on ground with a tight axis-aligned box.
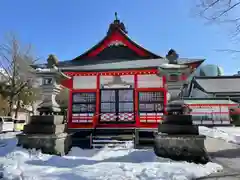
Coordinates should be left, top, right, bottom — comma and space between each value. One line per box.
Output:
215, 127, 240, 143
199, 126, 240, 144
0, 132, 222, 180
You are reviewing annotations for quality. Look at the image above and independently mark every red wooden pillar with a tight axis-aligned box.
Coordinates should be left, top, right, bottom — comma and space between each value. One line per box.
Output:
68, 89, 73, 128
134, 74, 140, 127
94, 74, 100, 127
61, 76, 73, 128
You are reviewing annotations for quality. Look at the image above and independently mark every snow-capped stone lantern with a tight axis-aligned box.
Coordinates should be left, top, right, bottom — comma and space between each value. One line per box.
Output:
35, 54, 71, 115
158, 49, 192, 101
17, 54, 72, 156
154, 50, 209, 164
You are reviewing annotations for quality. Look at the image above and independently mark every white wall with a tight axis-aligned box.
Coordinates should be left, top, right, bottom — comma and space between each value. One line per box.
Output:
12, 111, 31, 123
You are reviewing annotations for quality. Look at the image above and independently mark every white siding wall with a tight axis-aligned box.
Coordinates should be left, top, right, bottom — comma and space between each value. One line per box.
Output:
100, 75, 134, 88
73, 76, 97, 89
190, 105, 231, 125
137, 74, 163, 88
12, 112, 31, 123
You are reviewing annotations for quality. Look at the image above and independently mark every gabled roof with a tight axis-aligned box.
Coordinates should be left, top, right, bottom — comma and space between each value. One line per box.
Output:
33, 13, 205, 70
193, 76, 240, 93
71, 15, 161, 61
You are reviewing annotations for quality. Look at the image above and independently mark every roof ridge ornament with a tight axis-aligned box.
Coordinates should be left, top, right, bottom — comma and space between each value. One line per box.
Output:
115, 12, 118, 21
107, 12, 128, 35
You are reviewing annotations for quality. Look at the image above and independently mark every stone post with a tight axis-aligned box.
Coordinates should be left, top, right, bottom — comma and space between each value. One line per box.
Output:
17, 59, 72, 156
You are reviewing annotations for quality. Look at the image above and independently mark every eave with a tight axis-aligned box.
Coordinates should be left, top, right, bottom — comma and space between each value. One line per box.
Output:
58, 58, 204, 71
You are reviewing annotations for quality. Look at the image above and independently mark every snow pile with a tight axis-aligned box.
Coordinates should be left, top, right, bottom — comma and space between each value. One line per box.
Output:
215, 127, 240, 143
0, 133, 222, 180
199, 126, 240, 144
1, 143, 221, 179
159, 63, 188, 69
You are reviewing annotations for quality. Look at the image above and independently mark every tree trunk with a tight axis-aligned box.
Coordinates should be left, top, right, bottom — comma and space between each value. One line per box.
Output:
8, 98, 14, 117
31, 102, 35, 115
14, 99, 20, 119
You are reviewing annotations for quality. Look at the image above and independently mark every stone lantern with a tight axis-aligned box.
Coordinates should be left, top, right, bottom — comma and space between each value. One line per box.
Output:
157, 50, 192, 101
36, 67, 70, 115
153, 50, 209, 164
17, 55, 72, 156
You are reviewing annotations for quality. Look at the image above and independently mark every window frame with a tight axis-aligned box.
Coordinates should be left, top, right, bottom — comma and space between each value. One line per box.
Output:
138, 91, 164, 113
100, 89, 134, 114
72, 92, 96, 113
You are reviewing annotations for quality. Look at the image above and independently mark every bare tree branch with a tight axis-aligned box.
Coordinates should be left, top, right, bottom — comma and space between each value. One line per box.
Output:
215, 48, 240, 53
196, 0, 240, 27
0, 34, 40, 116
194, 0, 240, 54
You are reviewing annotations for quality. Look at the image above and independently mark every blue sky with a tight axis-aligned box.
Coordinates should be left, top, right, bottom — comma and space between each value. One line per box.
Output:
0, 0, 239, 74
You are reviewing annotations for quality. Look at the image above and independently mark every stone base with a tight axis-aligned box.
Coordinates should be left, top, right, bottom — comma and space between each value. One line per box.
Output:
30, 115, 64, 125
153, 134, 210, 164
17, 133, 72, 156
23, 124, 67, 134
37, 106, 61, 115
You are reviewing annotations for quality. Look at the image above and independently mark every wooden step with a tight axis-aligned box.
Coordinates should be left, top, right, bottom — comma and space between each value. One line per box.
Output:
92, 134, 134, 148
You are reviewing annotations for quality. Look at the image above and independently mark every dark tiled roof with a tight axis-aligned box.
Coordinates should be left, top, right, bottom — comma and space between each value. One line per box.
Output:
194, 76, 240, 93
56, 58, 204, 68
32, 58, 205, 74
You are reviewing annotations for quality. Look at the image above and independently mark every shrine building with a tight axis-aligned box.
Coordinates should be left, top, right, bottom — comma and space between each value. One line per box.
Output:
38, 14, 205, 147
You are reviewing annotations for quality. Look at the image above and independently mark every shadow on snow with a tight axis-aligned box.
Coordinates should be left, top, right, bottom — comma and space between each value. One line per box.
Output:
26, 149, 170, 168
209, 148, 240, 158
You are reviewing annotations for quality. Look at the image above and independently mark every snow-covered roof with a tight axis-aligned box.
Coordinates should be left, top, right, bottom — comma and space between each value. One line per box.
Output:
59, 58, 204, 71
159, 63, 188, 69
194, 76, 240, 93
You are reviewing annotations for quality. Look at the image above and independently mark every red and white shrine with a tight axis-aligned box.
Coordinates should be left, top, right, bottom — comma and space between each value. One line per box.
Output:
52, 15, 204, 132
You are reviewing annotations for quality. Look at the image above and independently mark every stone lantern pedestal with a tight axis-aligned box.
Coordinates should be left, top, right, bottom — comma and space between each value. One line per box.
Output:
154, 100, 209, 164
17, 67, 72, 156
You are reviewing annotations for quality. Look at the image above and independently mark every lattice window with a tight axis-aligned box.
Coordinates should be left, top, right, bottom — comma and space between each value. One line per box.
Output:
118, 89, 134, 113
118, 89, 134, 101
139, 103, 163, 112
72, 92, 96, 113
100, 89, 134, 122
73, 92, 96, 103
101, 90, 116, 113
119, 103, 134, 112
139, 92, 164, 102
101, 103, 116, 112
101, 90, 116, 102
72, 104, 96, 113
138, 91, 164, 113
